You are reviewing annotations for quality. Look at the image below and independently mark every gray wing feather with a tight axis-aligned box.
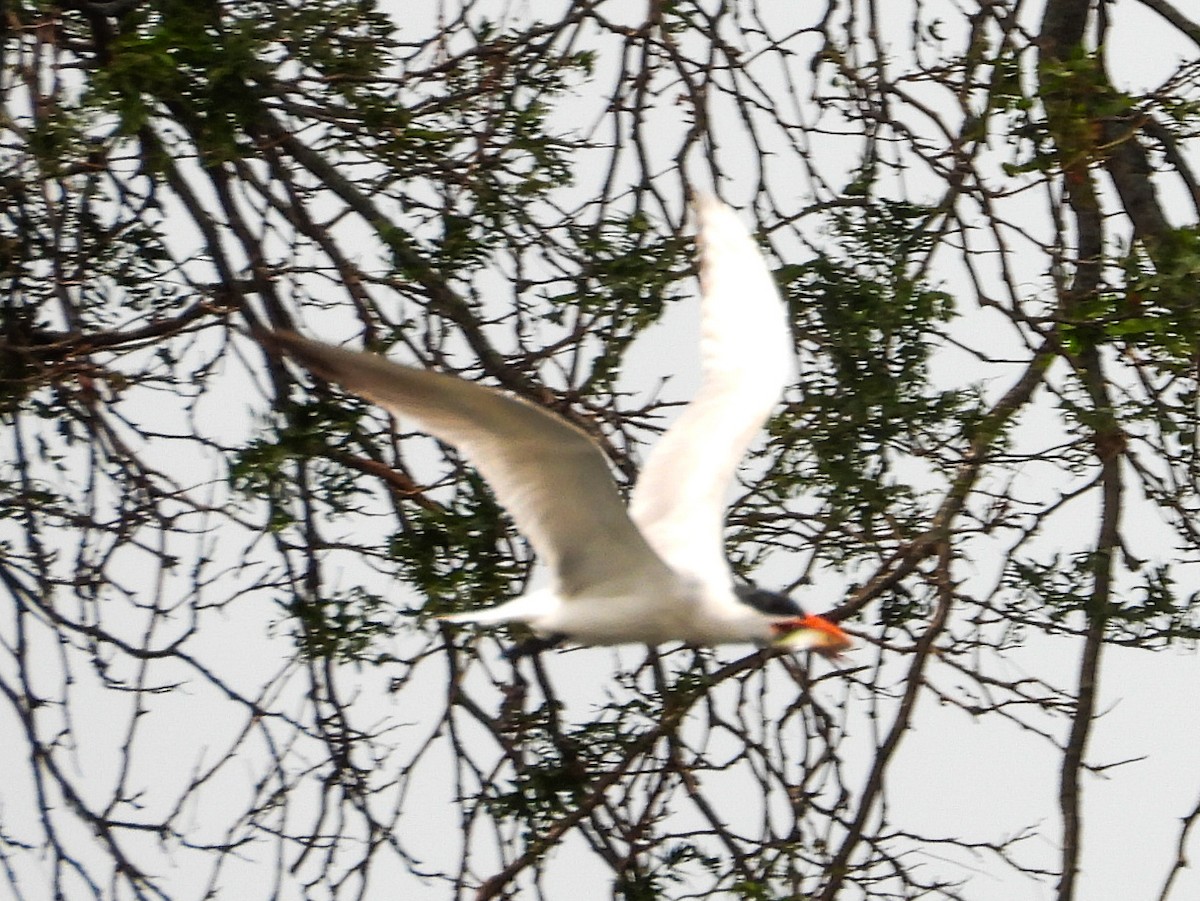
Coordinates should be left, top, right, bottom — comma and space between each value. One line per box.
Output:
266, 332, 672, 598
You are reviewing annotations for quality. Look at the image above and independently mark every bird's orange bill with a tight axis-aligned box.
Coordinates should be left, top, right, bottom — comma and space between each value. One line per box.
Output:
770, 614, 852, 658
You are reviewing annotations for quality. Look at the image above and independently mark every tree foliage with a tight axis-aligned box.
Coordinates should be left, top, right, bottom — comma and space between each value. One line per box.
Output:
1, 1, 1199, 899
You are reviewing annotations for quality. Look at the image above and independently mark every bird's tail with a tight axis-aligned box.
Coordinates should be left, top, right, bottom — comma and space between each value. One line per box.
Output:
438, 607, 514, 626
438, 592, 554, 628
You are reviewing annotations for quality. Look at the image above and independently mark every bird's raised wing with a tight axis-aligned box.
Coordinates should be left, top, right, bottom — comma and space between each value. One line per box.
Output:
266, 333, 673, 599
629, 196, 796, 588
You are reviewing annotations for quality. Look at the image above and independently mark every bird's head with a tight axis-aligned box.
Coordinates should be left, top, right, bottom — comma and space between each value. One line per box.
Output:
734, 585, 853, 659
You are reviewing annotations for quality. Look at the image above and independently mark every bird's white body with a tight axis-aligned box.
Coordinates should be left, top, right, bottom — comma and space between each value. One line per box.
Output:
458, 578, 779, 647
269, 196, 851, 657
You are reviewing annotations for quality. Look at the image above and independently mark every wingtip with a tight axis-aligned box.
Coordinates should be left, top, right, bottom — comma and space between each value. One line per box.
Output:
692, 194, 757, 255
256, 330, 361, 386
256, 328, 314, 357
691, 192, 732, 224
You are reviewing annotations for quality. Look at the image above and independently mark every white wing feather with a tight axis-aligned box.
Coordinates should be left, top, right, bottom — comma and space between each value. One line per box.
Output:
629, 196, 796, 588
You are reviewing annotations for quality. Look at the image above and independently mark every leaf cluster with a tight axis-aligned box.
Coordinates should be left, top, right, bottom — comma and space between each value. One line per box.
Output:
390, 471, 525, 618
782, 201, 965, 538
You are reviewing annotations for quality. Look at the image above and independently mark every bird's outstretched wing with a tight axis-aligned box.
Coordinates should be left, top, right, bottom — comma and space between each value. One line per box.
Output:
265, 333, 673, 599
629, 196, 795, 587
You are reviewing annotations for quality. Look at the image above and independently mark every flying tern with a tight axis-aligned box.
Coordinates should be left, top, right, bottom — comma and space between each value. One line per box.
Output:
265, 196, 851, 658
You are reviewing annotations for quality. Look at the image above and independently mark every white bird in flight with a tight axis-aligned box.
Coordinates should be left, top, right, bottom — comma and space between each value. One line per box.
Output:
266, 196, 851, 658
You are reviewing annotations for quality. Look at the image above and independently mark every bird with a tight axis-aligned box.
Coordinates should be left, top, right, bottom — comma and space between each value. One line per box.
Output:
263, 196, 851, 659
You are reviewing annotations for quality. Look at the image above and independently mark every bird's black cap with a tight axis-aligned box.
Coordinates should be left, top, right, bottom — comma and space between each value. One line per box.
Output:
733, 585, 803, 618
